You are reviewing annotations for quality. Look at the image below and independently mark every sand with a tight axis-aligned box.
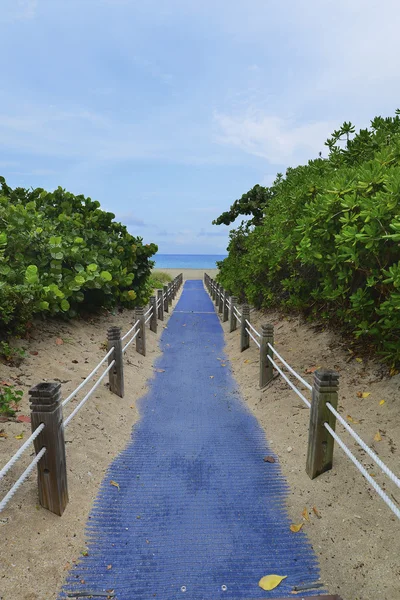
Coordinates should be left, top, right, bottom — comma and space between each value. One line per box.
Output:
0, 292, 181, 600
157, 268, 217, 280
218, 305, 400, 600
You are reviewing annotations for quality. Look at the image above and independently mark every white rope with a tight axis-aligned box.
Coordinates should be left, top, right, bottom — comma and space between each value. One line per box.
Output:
62, 347, 115, 407
64, 361, 115, 428
144, 306, 152, 318
156, 299, 161, 309
267, 355, 311, 408
234, 306, 242, 319
326, 403, 400, 489
0, 423, 45, 481
246, 327, 261, 348
121, 320, 140, 342
267, 343, 312, 391
245, 319, 261, 338
324, 423, 400, 520
226, 299, 231, 308
145, 315, 152, 325
0, 447, 46, 513
122, 329, 140, 353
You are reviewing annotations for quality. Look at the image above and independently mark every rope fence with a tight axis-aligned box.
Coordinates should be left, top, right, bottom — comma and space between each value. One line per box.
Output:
203, 272, 400, 521
0, 273, 183, 515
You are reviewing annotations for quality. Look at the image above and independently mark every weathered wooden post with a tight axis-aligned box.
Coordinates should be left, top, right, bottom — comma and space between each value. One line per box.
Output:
223, 289, 229, 322
211, 280, 216, 301
149, 296, 157, 333
135, 307, 146, 356
215, 283, 220, 307
218, 286, 224, 313
107, 326, 124, 397
240, 304, 250, 352
163, 285, 169, 313
157, 289, 164, 321
229, 296, 238, 332
29, 382, 69, 516
306, 369, 339, 479
259, 324, 274, 388
168, 283, 172, 306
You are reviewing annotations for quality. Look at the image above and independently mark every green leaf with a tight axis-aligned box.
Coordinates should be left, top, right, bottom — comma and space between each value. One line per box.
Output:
87, 263, 98, 272
60, 299, 70, 311
100, 270, 112, 282
74, 275, 85, 285
25, 265, 39, 284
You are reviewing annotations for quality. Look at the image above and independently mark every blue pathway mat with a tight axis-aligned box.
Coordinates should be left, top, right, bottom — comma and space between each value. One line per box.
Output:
60, 280, 324, 599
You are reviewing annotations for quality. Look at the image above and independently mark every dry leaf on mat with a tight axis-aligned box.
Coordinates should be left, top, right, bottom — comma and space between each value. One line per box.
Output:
258, 574, 287, 591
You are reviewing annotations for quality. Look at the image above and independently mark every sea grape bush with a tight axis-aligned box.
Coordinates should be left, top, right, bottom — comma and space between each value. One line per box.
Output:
215, 112, 400, 365
0, 178, 157, 335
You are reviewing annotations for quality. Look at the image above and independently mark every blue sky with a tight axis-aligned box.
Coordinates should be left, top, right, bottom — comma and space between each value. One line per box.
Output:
1, 0, 400, 254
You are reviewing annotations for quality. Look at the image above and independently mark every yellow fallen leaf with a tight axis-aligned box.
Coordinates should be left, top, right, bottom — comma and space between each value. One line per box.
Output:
312, 505, 322, 519
110, 480, 120, 491
106, 564, 112, 570
379, 399, 385, 406
258, 574, 287, 591
362, 392, 371, 398
244, 359, 250, 364
355, 357, 363, 363
290, 523, 303, 533
346, 415, 360, 424
15, 434, 24, 440
374, 431, 382, 442
221, 364, 226, 367
302, 507, 310, 522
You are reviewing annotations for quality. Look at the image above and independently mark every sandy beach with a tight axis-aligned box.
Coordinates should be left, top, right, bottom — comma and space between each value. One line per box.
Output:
157, 268, 218, 280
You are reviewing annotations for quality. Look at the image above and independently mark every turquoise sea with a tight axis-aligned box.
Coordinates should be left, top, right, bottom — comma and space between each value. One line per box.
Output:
154, 254, 227, 269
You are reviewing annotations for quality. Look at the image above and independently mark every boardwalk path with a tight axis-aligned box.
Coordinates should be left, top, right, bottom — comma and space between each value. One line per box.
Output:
60, 280, 323, 599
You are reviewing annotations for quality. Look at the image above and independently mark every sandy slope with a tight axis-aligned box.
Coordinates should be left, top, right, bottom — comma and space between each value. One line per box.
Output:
0, 294, 181, 600
219, 306, 400, 600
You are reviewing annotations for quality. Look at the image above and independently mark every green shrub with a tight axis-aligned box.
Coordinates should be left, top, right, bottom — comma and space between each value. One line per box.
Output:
0, 178, 157, 335
215, 112, 400, 366
0, 385, 23, 417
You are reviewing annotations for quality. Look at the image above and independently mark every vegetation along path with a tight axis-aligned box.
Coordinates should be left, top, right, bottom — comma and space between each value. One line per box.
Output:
59, 280, 324, 599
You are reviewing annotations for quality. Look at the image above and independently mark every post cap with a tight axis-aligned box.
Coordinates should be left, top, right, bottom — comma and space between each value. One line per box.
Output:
107, 326, 121, 340
261, 323, 274, 335
313, 369, 339, 391
29, 382, 62, 408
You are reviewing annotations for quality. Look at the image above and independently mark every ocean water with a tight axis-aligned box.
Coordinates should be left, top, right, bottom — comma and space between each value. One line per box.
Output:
154, 254, 227, 269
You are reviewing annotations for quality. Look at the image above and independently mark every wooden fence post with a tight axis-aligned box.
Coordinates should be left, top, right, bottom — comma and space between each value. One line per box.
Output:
157, 289, 164, 321
229, 296, 238, 332
107, 326, 124, 397
135, 307, 146, 356
163, 285, 169, 313
218, 286, 224, 314
150, 296, 157, 333
216, 284, 220, 307
29, 382, 69, 516
240, 304, 250, 352
212, 281, 216, 301
168, 283, 172, 306
259, 324, 274, 388
223, 289, 229, 322
306, 369, 339, 479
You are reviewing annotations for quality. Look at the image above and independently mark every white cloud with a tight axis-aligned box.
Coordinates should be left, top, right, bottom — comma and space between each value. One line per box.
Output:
214, 110, 334, 165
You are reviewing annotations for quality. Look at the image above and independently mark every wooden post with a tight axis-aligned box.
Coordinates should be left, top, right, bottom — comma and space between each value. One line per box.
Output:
168, 283, 172, 306
163, 285, 169, 313
223, 289, 229, 322
149, 296, 157, 333
229, 296, 238, 332
135, 307, 146, 356
29, 382, 68, 516
259, 324, 274, 388
218, 286, 224, 313
240, 304, 250, 352
107, 326, 124, 397
306, 369, 339, 479
215, 283, 220, 306
211, 281, 216, 301
157, 289, 164, 321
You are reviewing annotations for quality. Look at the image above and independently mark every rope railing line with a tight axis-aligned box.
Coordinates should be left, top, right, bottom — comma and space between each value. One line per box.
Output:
326, 402, 400, 489
234, 306, 242, 319
267, 355, 311, 408
267, 343, 312, 391
121, 320, 140, 342
0, 447, 46, 513
63, 361, 115, 428
246, 327, 261, 349
145, 312, 152, 325
143, 306, 152, 318
245, 319, 261, 338
324, 423, 400, 520
122, 329, 140, 353
62, 347, 115, 408
0, 423, 45, 481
